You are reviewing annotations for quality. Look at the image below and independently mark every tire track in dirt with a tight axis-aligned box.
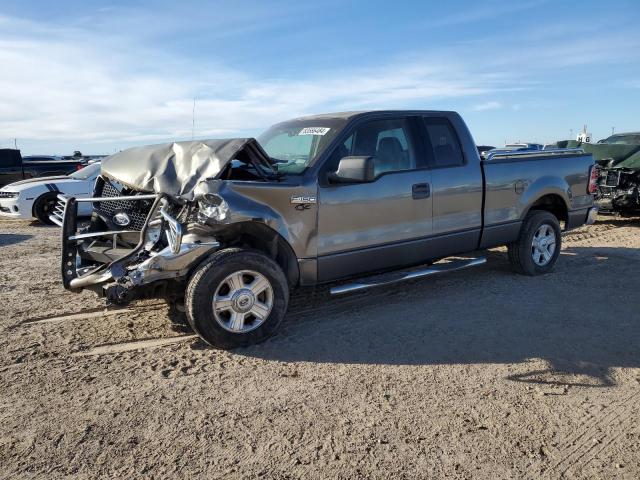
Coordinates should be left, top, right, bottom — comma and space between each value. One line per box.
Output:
21, 307, 133, 326
544, 389, 640, 478
18, 302, 166, 327
5, 303, 177, 362
72, 335, 198, 356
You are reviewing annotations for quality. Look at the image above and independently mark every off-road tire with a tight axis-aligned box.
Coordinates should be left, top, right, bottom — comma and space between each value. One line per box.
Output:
33, 192, 58, 225
185, 248, 289, 349
508, 210, 562, 275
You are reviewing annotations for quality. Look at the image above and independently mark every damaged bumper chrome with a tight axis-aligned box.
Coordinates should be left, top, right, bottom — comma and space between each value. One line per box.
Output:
55, 193, 219, 300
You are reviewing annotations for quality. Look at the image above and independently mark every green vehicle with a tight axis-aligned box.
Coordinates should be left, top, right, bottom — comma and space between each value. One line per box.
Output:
555, 133, 640, 214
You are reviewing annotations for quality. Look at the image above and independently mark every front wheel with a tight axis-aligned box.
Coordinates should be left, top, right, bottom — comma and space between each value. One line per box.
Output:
508, 211, 561, 275
185, 248, 289, 349
32, 192, 58, 225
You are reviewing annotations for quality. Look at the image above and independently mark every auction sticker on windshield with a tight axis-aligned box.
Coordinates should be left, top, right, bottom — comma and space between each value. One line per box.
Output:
298, 127, 330, 136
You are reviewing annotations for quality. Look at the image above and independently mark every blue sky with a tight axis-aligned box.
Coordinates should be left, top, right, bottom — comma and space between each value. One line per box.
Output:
1, 0, 639, 154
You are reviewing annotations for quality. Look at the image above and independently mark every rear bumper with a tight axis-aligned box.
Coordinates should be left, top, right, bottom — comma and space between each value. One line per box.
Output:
585, 206, 598, 225
566, 206, 598, 230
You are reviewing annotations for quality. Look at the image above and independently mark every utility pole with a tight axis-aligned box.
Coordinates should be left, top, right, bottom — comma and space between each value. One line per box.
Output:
612, 127, 615, 135
192, 98, 196, 140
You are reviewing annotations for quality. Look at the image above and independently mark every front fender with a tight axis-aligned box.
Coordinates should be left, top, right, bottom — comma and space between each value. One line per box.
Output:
195, 179, 318, 259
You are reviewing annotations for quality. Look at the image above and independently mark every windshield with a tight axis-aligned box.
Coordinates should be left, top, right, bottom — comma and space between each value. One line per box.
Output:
257, 119, 347, 174
602, 134, 640, 145
70, 162, 100, 180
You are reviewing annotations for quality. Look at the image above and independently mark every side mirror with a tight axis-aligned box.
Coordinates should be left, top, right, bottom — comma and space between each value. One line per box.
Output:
328, 156, 375, 183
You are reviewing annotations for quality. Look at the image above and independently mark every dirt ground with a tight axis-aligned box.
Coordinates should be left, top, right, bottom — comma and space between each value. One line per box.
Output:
0, 216, 639, 479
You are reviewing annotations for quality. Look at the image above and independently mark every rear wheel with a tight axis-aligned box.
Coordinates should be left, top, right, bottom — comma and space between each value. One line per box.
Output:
508, 211, 561, 275
185, 248, 289, 349
32, 192, 58, 225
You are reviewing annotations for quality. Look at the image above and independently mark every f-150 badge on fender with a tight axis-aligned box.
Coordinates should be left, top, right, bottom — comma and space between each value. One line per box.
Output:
290, 195, 317, 205
290, 195, 317, 210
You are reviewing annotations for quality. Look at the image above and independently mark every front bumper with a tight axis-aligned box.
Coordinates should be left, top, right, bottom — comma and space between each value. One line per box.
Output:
0, 199, 25, 219
56, 193, 219, 301
55, 194, 159, 290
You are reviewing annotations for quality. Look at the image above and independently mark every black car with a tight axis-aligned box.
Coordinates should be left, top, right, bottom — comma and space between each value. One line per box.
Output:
0, 150, 85, 188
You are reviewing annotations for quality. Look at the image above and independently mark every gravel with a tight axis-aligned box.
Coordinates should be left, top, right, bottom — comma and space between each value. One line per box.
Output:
0, 216, 639, 479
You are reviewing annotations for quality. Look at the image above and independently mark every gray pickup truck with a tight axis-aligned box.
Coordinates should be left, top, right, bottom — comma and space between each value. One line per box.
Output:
53, 110, 597, 348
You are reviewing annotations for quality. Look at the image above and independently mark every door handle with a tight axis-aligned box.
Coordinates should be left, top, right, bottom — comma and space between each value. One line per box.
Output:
412, 183, 430, 199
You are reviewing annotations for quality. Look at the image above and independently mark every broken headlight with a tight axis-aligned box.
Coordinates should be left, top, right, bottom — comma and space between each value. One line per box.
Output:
197, 194, 229, 223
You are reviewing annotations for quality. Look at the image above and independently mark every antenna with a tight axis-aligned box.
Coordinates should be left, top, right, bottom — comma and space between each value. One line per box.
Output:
612, 127, 615, 135
191, 97, 196, 140
14, 138, 18, 149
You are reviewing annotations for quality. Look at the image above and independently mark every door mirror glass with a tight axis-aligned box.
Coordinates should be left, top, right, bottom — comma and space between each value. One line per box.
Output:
328, 156, 375, 183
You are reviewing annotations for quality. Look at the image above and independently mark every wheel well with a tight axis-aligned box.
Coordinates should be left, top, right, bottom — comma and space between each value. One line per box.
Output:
211, 222, 300, 288
527, 194, 568, 224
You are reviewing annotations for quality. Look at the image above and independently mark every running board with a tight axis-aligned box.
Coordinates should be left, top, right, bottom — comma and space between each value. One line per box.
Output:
330, 257, 487, 295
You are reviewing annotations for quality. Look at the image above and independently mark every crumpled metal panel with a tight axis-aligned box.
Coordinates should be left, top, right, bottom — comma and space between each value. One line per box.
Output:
100, 138, 257, 200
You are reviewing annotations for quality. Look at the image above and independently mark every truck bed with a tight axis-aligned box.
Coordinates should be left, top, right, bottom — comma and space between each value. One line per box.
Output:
480, 149, 595, 248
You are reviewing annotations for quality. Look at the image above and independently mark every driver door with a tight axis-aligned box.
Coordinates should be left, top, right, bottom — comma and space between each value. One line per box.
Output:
316, 116, 433, 282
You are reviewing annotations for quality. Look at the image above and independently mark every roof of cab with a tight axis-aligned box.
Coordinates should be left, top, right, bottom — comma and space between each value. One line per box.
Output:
289, 110, 457, 122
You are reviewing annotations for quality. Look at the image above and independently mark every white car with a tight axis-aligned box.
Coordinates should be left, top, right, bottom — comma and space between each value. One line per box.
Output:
0, 163, 100, 224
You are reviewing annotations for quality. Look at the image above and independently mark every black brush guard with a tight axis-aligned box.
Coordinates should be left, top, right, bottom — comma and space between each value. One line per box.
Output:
53, 193, 162, 290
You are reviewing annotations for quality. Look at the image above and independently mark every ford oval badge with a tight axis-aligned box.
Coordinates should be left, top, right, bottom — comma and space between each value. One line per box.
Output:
113, 212, 131, 226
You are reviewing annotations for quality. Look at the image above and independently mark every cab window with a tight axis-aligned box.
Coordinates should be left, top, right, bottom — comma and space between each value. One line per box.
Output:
327, 118, 417, 177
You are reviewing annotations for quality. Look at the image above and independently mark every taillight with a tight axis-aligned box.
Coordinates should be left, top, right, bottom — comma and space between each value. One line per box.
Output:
587, 166, 598, 194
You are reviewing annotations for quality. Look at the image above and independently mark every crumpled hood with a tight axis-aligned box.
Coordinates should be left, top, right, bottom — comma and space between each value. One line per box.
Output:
100, 138, 270, 200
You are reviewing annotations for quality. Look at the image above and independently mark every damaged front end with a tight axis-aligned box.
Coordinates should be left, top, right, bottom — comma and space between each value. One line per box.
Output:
596, 164, 640, 214
52, 175, 220, 304
51, 138, 280, 305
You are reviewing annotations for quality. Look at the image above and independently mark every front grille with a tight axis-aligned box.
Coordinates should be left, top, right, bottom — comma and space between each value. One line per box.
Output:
94, 179, 153, 230
0, 191, 17, 199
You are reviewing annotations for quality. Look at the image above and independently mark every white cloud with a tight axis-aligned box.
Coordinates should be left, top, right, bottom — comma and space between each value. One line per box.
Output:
0, 10, 639, 153
0, 14, 511, 151
472, 101, 502, 111
423, 0, 549, 28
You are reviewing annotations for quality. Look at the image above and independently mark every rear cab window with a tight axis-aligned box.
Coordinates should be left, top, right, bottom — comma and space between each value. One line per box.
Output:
0, 150, 22, 168
422, 117, 465, 168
